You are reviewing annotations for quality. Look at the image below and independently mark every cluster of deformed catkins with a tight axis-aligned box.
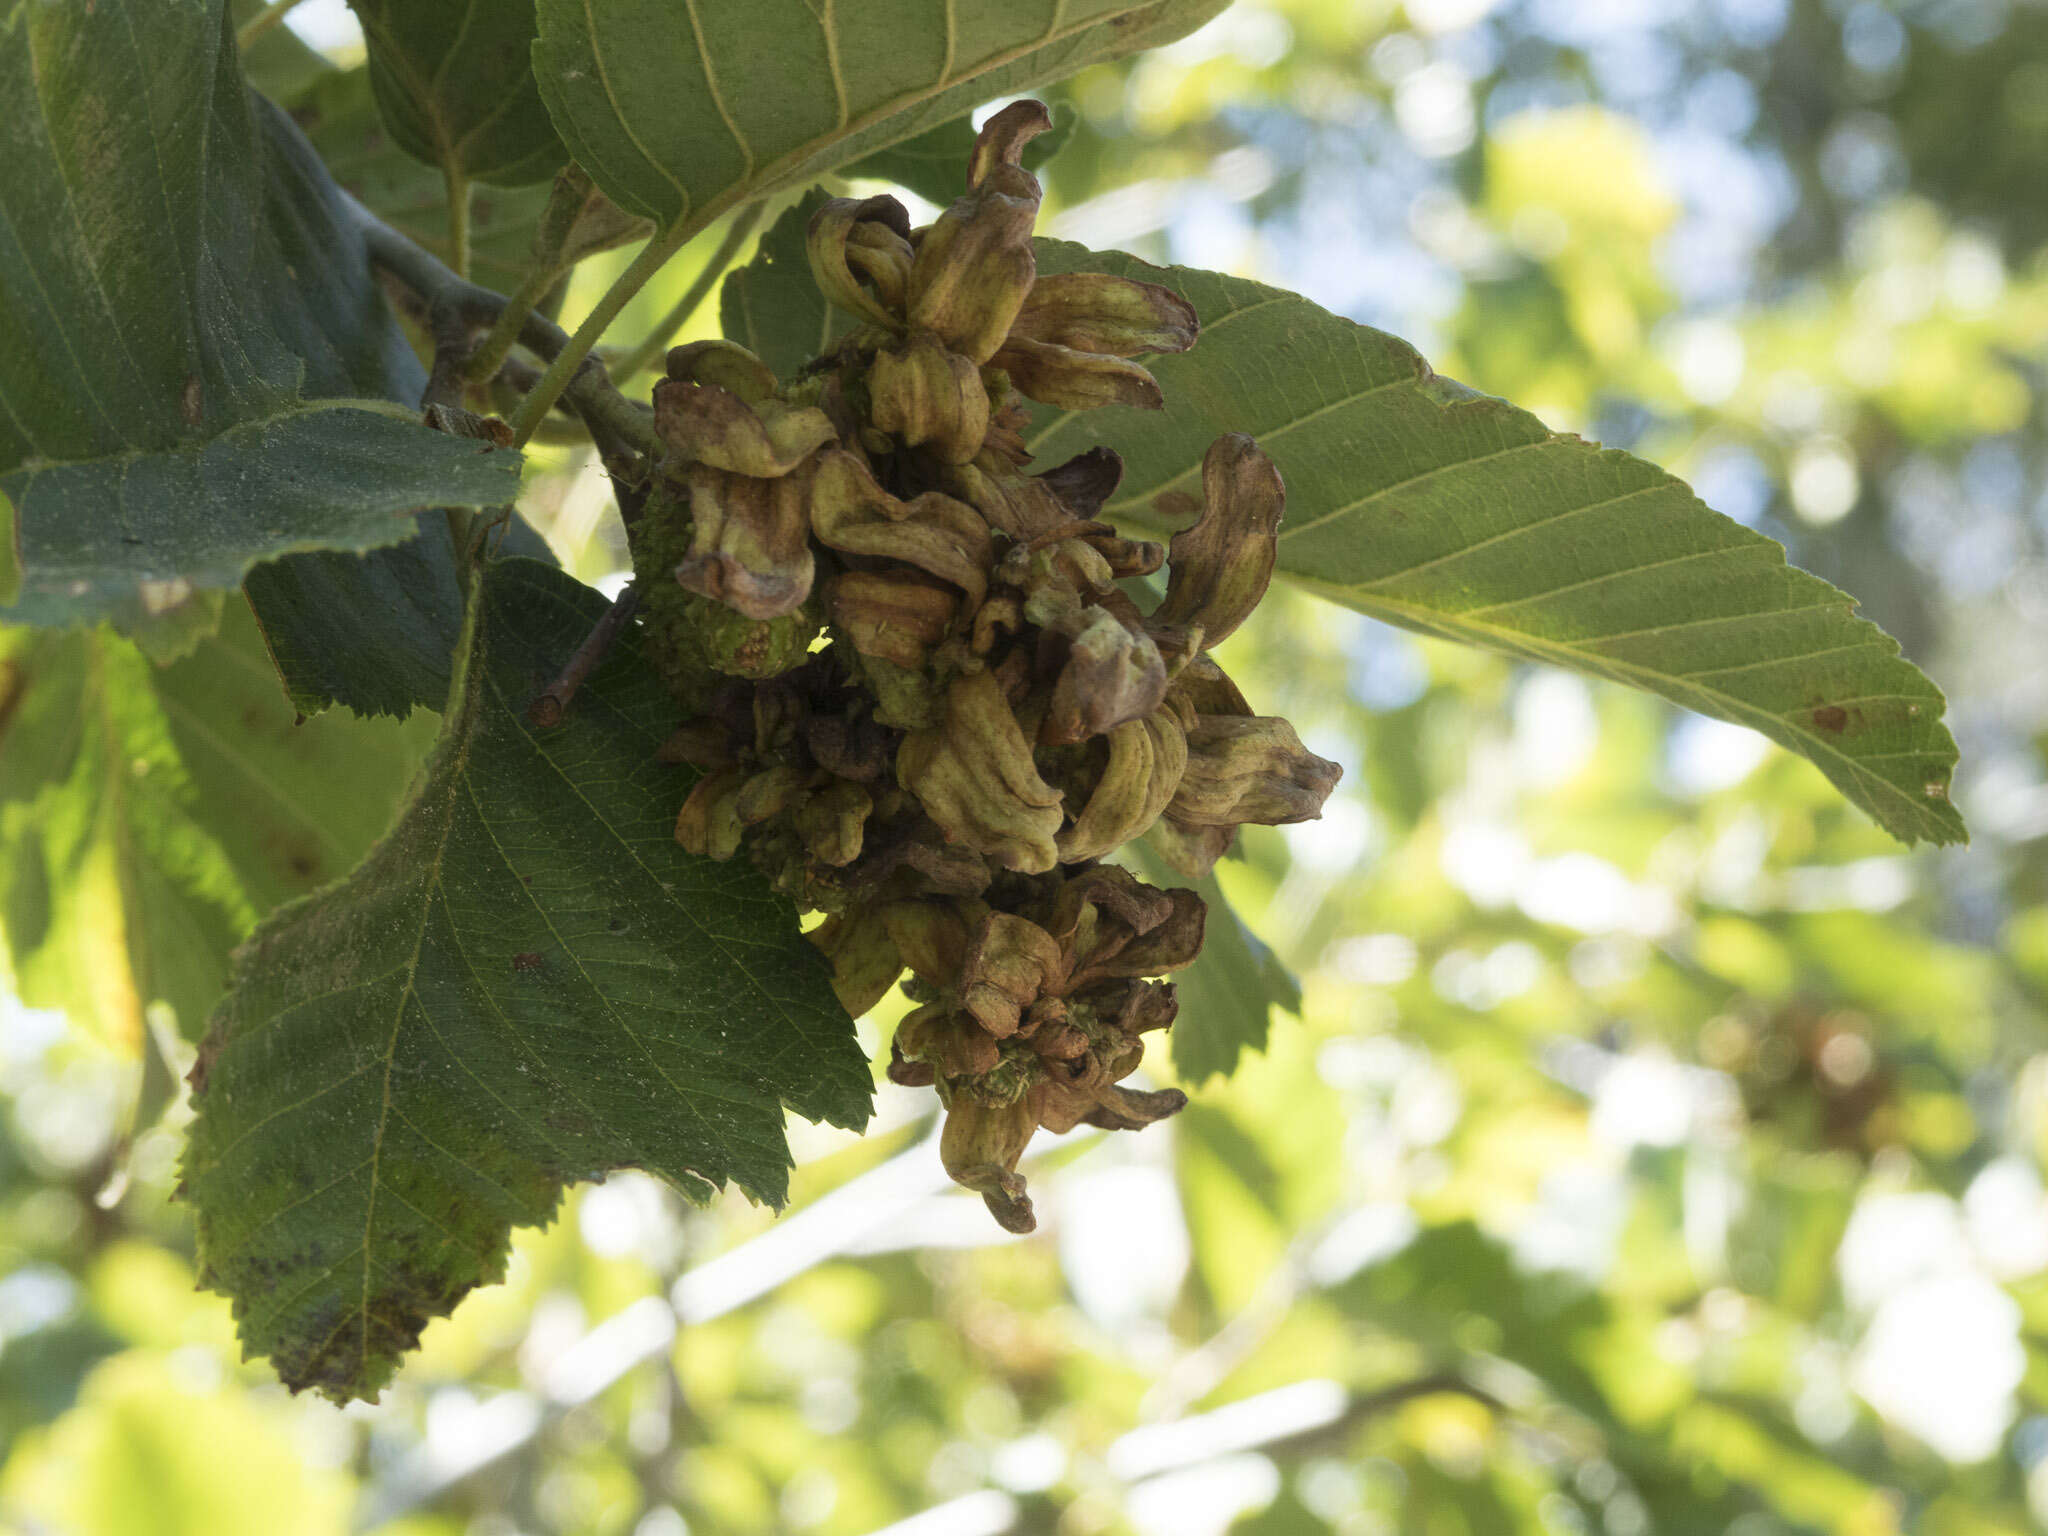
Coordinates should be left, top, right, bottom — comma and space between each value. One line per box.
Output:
628, 101, 1340, 1231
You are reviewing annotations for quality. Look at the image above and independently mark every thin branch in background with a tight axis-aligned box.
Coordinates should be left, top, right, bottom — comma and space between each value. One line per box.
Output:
348, 191, 661, 462
507, 216, 700, 448
463, 168, 621, 390
606, 202, 766, 383
527, 584, 641, 728
465, 263, 570, 391
235, 0, 308, 48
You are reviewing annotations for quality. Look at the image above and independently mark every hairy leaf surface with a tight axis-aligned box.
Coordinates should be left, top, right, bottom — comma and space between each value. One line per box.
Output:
1028, 245, 1966, 846
245, 514, 556, 721
0, 604, 432, 1051
0, 4, 522, 639
184, 559, 872, 1402
533, 0, 1226, 230
350, 0, 567, 187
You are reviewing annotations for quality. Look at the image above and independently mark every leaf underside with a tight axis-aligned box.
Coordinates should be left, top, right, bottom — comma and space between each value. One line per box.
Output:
244, 513, 557, 721
4, 405, 519, 633
533, 0, 1228, 229
0, 5, 523, 640
292, 64, 558, 293
351, 0, 567, 187
183, 559, 871, 1403
1026, 243, 1967, 847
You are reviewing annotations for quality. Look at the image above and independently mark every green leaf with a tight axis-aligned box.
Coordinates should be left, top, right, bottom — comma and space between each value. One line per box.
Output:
0, 5, 524, 638
840, 100, 1076, 207
244, 512, 557, 721
349, 0, 567, 187
1121, 841, 1300, 1084
720, 189, 856, 381
5, 404, 521, 637
0, 601, 432, 1050
291, 65, 558, 293
183, 558, 872, 1402
157, 601, 441, 916
532, 0, 1227, 230
1028, 244, 1967, 847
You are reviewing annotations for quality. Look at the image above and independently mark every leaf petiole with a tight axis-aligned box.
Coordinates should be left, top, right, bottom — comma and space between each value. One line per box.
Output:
606, 203, 765, 383
347, 193, 660, 462
507, 222, 695, 447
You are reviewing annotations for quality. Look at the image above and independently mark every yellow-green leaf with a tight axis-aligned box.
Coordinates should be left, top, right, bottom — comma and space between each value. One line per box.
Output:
1029, 243, 1966, 847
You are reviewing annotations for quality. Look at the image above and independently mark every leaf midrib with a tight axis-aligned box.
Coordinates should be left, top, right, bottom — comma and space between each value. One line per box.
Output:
1288, 573, 1957, 842
577, 0, 1157, 238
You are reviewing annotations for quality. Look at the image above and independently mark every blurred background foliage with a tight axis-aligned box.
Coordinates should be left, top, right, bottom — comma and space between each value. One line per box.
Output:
8, 0, 2048, 1531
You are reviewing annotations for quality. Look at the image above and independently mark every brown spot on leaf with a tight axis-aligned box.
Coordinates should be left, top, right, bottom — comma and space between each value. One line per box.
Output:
1812, 705, 1849, 733
512, 952, 544, 973
1153, 489, 1201, 528
187, 1026, 224, 1095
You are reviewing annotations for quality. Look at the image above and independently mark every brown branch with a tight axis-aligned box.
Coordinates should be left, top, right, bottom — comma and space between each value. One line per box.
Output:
350, 194, 660, 461
527, 585, 642, 728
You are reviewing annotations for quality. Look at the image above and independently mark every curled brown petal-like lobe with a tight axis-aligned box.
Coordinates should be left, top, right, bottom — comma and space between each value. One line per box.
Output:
1169, 715, 1343, 827
900, 1007, 1001, 1079
939, 1095, 1039, 1233
734, 763, 810, 826
811, 452, 992, 607
990, 337, 1164, 412
968, 99, 1054, 190
809, 908, 902, 1018
908, 111, 1044, 363
1071, 885, 1206, 988
806, 194, 914, 330
898, 670, 1065, 874
949, 461, 1070, 542
1045, 864, 1176, 952
1035, 446, 1124, 519
1055, 711, 1188, 864
1010, 273, 1199, 356
961, 913, 1065, 1037
845, 219, 916, 314
869, 332, 991, 463
1039, 603, 1169, 746
826, 570, 957, 668
882, 899, 981, 988
654, 381, 836, 477
1081, 1084, 1189, 1132
796, 780, 872, 868
1153, 434, 1285, 646
675, 765, 747, 861
676, 464, 816, 619
665, 339, 776, 402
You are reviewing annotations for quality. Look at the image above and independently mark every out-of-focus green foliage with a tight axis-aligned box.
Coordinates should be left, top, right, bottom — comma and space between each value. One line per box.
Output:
7, 1, 2048, 1532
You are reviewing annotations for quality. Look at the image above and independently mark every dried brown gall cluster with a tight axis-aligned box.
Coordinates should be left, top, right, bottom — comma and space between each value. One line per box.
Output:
627, 101, 1340, 1231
